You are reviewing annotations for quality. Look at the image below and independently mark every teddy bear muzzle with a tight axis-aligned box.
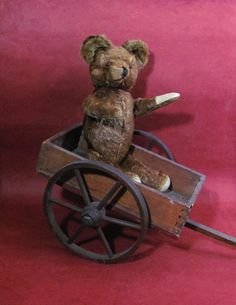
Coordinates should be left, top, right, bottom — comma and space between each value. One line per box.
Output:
109, 66, 129, 81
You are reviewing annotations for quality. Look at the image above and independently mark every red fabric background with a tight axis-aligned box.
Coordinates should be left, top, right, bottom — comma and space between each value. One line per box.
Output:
1, 1, 236, 304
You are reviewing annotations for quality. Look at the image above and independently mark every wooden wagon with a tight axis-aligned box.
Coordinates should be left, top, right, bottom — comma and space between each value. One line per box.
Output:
37, 124, 236, 263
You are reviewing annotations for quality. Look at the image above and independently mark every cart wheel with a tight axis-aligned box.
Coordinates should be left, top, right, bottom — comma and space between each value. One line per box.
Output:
134, 129, 175, 161
44, 160, 149, 263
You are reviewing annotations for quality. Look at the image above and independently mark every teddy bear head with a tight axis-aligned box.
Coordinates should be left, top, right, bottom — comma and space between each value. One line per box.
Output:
81, 35, 149, 90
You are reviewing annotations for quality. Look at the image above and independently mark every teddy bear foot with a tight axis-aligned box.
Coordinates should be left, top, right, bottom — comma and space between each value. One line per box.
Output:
140, 172, 171, 192
158, 174, 171, 192
124, 170, 171, 192
124, 171, 142, 184
121, 155, 172, 192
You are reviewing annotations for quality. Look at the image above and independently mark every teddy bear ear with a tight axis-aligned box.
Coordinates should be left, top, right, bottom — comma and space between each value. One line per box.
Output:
81, 35, 113, 64
122, 40, 149, 68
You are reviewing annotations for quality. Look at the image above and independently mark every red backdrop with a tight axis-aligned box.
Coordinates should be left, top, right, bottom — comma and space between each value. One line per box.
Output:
1, 1, 236, 305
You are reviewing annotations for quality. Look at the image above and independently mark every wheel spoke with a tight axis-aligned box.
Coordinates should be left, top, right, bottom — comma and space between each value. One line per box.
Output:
77, 235, 98, 246
97, 227, 114, 257
103, 216, 141, 230
74, 169, 91, 206
60, 212, 79, 234
50, 198, 82, 213
97, 181, 124, 210
67, 224, 85, 244
106, 185, 127, 209
146, 140, 155, 150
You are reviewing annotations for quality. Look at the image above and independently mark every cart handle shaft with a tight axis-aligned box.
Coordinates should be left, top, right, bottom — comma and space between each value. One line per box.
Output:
185, 219, 236, 247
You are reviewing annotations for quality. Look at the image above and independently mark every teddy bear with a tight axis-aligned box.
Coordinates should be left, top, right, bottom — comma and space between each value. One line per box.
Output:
77, 35, 180, 192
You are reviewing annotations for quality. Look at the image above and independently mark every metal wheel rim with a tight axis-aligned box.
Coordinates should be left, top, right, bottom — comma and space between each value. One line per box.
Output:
43, 160, 149, 263
134, 129, 175, 161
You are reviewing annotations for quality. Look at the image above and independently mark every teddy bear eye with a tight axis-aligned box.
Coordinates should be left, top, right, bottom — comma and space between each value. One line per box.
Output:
105, 62, 111, 67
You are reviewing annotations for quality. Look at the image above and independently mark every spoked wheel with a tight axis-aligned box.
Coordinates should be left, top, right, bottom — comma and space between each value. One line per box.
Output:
133, 129, 175, 161
44, 160, 149, 263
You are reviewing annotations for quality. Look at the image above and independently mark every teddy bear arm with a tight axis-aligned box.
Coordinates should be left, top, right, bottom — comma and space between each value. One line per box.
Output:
134, 97, 157, 117
134, 93, 180, 117
82, 96, 102, 119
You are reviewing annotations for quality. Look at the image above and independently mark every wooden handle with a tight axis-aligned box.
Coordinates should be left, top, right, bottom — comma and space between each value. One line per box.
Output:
185, 219, 236, 247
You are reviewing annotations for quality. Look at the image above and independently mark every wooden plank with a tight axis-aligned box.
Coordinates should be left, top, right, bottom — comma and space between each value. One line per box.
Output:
37, 140, 81, 176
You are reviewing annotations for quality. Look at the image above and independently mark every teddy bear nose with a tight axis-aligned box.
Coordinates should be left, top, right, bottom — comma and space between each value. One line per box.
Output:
122, 67, 128, 78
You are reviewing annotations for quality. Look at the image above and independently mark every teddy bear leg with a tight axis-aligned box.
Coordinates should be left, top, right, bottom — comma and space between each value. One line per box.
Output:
121, 155, 171, 192
86, 149, 119, 168
86, 149, 105, 161
122, 171, 142, 184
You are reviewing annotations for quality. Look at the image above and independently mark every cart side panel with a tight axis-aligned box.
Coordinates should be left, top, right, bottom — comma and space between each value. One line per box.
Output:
36, 141, 81, 177
139, 186, 190, 236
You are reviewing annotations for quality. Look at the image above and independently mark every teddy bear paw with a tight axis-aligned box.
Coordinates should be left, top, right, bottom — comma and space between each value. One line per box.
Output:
158, 175, 171, 192
155, 92, 180, 108
125, 172, 142, 184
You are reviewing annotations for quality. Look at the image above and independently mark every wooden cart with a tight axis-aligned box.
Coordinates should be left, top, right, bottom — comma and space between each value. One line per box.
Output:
37, 124, 236, 263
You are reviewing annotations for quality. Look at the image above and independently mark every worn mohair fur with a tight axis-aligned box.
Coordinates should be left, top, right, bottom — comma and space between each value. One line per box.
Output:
78, 35, 171, 191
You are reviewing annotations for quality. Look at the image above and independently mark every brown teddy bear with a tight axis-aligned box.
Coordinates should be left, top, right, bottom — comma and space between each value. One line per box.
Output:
77, 35, 180, 192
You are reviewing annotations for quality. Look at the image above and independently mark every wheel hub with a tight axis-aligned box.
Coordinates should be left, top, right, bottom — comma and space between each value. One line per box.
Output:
82, 215, 94, 226
81, 203, 105, 227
